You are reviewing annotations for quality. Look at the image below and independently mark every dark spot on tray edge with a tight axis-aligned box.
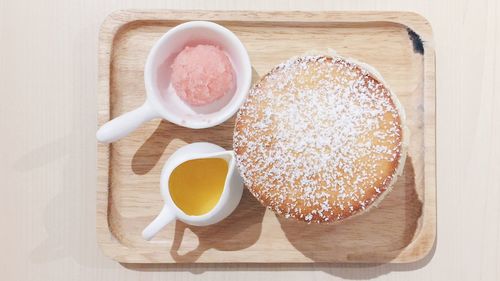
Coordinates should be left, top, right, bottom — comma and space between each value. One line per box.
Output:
407, 28, 424, 55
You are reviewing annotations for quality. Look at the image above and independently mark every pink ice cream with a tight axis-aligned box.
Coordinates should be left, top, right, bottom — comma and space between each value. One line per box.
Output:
171, 44, 236, 106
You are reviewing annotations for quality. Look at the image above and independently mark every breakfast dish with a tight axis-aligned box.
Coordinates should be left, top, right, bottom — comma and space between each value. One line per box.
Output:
99, 11, 436, 263
233, 55, 408, 223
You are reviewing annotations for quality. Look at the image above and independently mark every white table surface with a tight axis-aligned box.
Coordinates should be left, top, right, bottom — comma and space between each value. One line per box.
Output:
1, 0, 499, 280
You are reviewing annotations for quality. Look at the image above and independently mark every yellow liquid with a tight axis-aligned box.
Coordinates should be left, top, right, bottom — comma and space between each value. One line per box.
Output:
169, 158, 228, 216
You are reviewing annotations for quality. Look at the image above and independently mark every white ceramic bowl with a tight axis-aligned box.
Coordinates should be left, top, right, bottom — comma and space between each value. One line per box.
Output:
96, 21, 252, 143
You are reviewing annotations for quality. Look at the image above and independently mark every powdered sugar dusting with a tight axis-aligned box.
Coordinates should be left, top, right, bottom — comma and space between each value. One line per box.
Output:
233, 55, 406, 223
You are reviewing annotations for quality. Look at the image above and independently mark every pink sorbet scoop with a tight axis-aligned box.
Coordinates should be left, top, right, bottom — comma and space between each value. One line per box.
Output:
171, 44, 236, 106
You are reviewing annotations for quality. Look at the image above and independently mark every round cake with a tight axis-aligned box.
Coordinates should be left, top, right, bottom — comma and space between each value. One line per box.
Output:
233, 55, 408, 223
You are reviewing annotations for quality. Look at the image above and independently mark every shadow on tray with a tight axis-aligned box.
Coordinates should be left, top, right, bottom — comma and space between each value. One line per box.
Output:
125, 86, 435, 277
131, 65, 261, 175
278, 157, 424, 263
168, 189, 266, 262
123, 156, 435, 278
131, 118, 235, 175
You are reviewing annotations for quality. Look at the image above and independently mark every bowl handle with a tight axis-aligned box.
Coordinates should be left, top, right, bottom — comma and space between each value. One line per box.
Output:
142, 205, 176, 240
96, 101, 159, 143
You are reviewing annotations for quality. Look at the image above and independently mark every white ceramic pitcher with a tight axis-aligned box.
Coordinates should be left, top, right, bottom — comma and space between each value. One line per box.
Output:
142, 142, 244, 240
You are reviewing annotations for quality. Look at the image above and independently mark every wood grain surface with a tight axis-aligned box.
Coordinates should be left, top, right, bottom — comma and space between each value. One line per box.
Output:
97, 10, 435, 264
1, 0, 499, 280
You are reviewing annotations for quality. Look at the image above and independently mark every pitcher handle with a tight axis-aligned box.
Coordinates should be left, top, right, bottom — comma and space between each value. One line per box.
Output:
142, 205, 176, 240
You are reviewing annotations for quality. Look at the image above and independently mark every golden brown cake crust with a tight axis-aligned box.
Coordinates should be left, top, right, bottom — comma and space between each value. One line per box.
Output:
233, 55, 407, 223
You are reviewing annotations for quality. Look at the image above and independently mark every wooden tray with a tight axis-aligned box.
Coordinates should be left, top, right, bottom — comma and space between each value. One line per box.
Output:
97, 10, 436, 263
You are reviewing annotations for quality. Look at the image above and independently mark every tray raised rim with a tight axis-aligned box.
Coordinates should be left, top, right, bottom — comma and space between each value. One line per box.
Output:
96, 9, 436, 264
